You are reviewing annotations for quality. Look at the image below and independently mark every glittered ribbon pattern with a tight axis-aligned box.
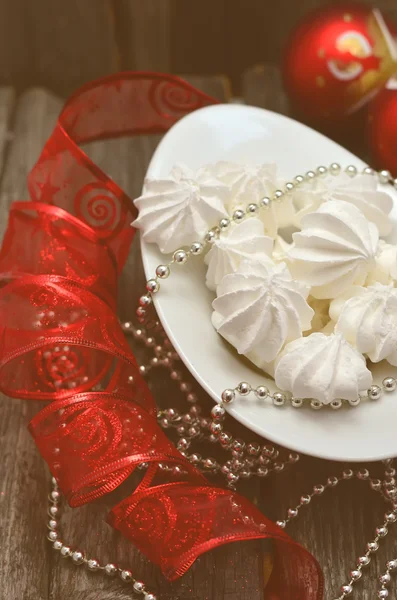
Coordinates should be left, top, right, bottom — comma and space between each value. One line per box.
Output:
0, 71, 323, 598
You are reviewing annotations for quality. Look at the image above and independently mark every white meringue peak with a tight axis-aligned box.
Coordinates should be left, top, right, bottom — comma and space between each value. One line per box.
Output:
132, 164, 229, 254
289, 200, 379, 299
292, 172, 393, 236
275, 332, 373, 404
199, 161, 294, 237
212, 259, 314, 368
367, 240, 397, 286
204, 218, 273, 291
334, 283, 397, 366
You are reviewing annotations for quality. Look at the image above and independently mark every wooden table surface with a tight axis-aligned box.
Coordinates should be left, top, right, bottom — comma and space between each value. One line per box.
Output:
0, 69, 396, 600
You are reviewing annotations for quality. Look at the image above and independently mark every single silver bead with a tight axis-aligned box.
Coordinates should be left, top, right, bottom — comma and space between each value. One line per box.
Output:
177, 438, 190, 451
379, 169, 391, 184
350, 569, 362, 581
288, 508, 298, 518
221, 388, 235, 404
219, 217, 230, 231
330, 162, 341, 175
385, 512, 397, 523
376, 526, 388, 537
173, 249, 188, 264
187, 393, 197, 403
156, 264, 170, 279
233, 209, 245, 223
363, 166, 374, 176
189, 453, 201, 465
144, 594, 157, 600
291, 397, 303, 408
72, 551, 84, 565
120, 569, 133, 582
203, 457, 217, 470
133, 581, 145, 593
285, 181, 294, 192
327, 476, 339, 487
370, 479, 382, 491
87, 559, 100, 571
227, 472, 239, 485
205, 229, 219, 243
48, 519, 57, 530
317, 166, 327, 176
276, 520, 286, 529
47, 531, 58, 542
378, 590, 389, 599
232, 439, 245, 453
49, 490, 60, 503
300, 495, 311, 505
190, 241, 204, 255
237, 381, 251, 396
273, 189, 284, 201
343, 469, 353, 480
273, 462, 285, 473
255, 385, 269, 399
60, 545, 72, 558
259, 196, 271, 209
348, 396, 361, 406
247, 203, 259, 214
257, 467, 269, 477
385, 467, 396, 477
53, 540, 63, 551
367, 541, 379, 552
387, 559, 397, 570
239, 469, 251, 479
368, 385, 382, 400
331, 399, 342, 410
383, 377, 396, 392
104, 563, 118, 576
305, 171, 316, 181
209, 421, 223, 435
48, 505, 59, 518
139, 294, 152, 307
310, 399, 323, 410
219, 432, 232, 446
346, 165, 357, 177
146, 279, 159, 294
211, 404, 226, 420
313, 484, 325, 495
289, 452, 300, 463
294, 175, 304, 185
358, 555, 371, 566
247, 442, 261, 456
273, 392, 286, 406
341, 584, 353, 595
357, 468, 369, 480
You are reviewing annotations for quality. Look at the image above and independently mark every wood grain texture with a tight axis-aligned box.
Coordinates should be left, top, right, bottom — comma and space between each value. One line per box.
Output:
0, 0, 117, 96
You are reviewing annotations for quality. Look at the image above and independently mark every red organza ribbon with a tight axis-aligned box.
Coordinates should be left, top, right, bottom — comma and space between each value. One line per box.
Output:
0, 72, 323, 598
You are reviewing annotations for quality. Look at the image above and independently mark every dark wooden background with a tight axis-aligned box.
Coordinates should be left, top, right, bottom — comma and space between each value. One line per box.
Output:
1, 0, 397, 97
1, 2, 397, 600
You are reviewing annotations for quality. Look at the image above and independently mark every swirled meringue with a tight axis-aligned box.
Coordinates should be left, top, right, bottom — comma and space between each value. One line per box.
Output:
289, 200, 379, 299
199, 161, 294, 237
204, 218, 273, 291
292, 172, 393, 235
212, 259, 313, 368
132, 164, 229, 254
333, 283, 397, 366
274, 332, 373, 404
367, 240, 397, 285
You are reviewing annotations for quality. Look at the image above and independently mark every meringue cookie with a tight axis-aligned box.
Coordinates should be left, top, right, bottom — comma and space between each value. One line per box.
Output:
275, 332, 373, 404
334, 283, 397, 366
366, 240, 397, 285
132, 164, 229, 254
292, 172, 393, 236
199, 161, 294, 237
204, 218, 273, 291
212, 259, 314, 368
289, 200, 379, 299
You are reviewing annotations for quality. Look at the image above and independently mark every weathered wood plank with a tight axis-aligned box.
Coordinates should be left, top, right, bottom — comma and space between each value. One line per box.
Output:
0, 88, 54, 600
242, 64, 289, 114
0, 1, 117, 97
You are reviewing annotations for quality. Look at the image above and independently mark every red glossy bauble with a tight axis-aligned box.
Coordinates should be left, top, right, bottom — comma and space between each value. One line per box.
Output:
283, 3, 397, 121
368, 81, 397, 175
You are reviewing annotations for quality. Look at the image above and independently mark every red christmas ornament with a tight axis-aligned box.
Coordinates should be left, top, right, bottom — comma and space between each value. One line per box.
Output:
283, 3, 397, 121
368, 80, 397, 175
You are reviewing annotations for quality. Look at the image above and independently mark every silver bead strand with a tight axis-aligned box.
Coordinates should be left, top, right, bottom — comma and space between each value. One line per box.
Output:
46, 478, 157, 599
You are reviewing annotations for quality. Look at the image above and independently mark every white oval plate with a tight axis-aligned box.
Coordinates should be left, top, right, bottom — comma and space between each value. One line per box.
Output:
140, 104, 397, 462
